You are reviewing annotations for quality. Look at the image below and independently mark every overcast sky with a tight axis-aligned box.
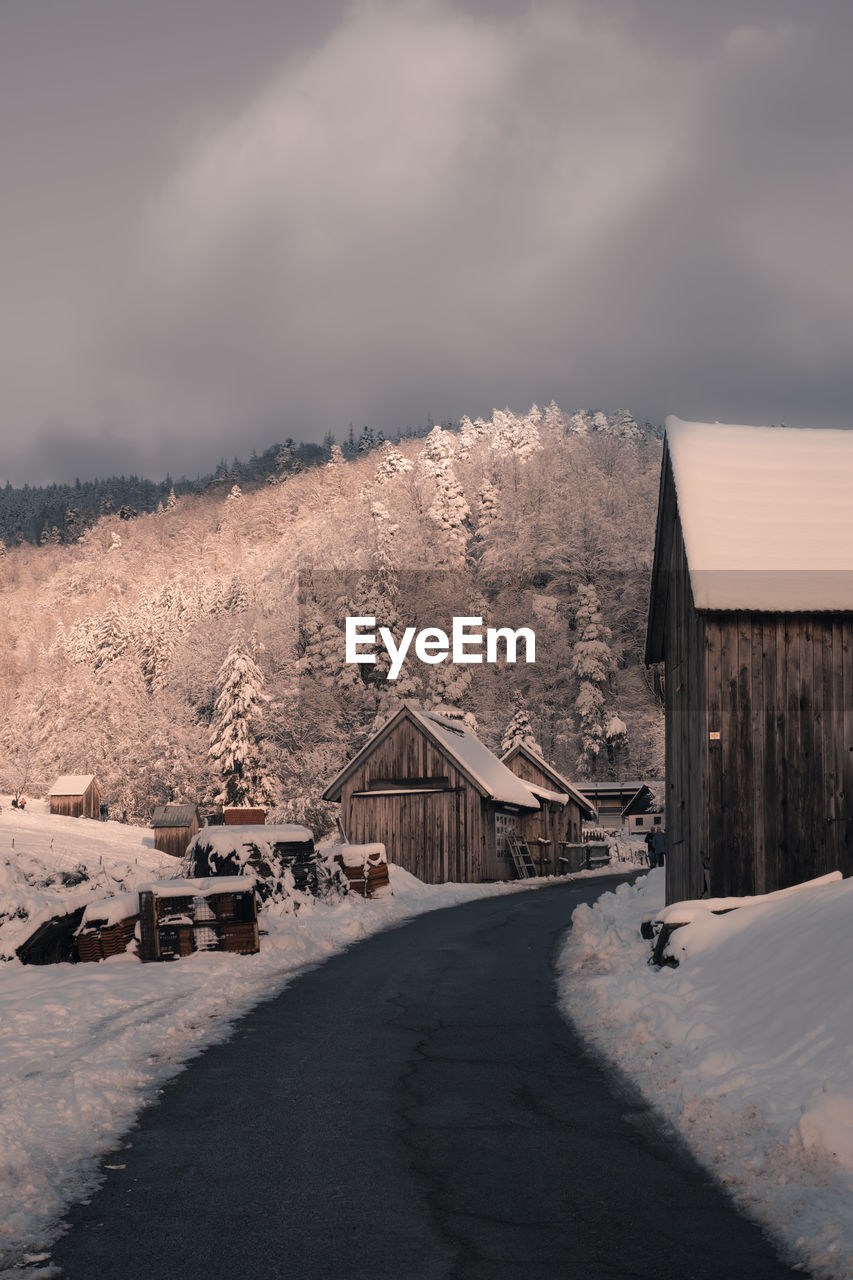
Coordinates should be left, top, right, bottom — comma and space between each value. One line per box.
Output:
2, 0, 852, 483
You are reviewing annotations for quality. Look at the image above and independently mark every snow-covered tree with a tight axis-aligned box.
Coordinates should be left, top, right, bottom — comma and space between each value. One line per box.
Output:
501, 708, 542, 757
418, 427, 470, 563
571, 583, 614, 776
372, 441, 414, 487
208, 644, 274, 806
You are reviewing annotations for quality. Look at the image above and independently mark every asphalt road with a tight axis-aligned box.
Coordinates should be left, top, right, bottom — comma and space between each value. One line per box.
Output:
49, 878, 804, 1279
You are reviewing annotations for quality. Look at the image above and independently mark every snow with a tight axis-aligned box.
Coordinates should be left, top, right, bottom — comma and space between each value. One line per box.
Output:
521, 781, 569, 804
80, 894, 140, 927
324, 843, 386, 869
187, 824, 313, 855
0, 799, 628, 1272
666, 416, 853, 610
413, 705, 540, 808
559, 869, 853, 1279
45, 775, 95, 797
137, 876, 256, 896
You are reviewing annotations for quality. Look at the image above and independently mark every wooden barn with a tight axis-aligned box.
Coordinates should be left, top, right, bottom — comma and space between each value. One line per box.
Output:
501, 744, 596, 873
322, 704, 541, 882
647, 417, 853, 905
151, 804, 201, 858
47, 774, 102, 819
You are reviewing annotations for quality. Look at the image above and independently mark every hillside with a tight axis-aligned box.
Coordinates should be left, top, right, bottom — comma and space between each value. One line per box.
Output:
0, 405, 664, 826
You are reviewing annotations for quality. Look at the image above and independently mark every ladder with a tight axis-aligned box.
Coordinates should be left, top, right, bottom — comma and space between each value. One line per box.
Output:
507, 835, 538, 879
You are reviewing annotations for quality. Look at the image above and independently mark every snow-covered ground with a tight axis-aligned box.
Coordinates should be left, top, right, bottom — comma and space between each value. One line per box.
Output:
558, 869, 853, 1280
0, 799, 638, 1274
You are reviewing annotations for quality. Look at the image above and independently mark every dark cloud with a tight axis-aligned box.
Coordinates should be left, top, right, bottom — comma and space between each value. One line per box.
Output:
1, 2, 852, 483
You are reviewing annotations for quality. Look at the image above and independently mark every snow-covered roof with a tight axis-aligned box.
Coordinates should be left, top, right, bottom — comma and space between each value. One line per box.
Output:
138, 876, 256, 896
500, 743, 596, 816
48, 774, 96, 797
190, 824, 313, 848
522, 781, 569, 805
323, 705, 539, 809
151, 804, 199, 828
666, 417, 853, 610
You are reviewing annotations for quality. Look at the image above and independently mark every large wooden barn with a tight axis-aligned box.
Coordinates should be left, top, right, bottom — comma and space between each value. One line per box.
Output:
48, 774, 102, 819
647, 417, 853, 904
151, 804, 201, 858
501, 743, 596, 872
323, 704, 541, 882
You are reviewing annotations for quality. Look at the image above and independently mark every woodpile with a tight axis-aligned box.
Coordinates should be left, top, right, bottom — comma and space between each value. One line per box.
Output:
330, 844, 390, 898
138, 877, 259, 961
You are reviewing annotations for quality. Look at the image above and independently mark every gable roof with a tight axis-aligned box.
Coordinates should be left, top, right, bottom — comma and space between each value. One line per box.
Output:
501, 743, 596, 817
663, 416, 853, 613
151, 804, 200, 829
323, 704, 539, 809
48, 774, 96, 797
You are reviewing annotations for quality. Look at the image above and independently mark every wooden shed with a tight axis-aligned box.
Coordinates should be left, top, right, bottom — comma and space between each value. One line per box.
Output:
47, 774, 101, 819
647, 417, 853, 904
322, 703, 540, 882
577, 780, 664, 833
151, 804, 201, 858
501, 744, 596, 873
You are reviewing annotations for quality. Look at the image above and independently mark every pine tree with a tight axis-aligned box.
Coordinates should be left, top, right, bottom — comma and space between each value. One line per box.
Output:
418, 427, 470, 563
208, 644, 273, 806
501, 708, 542, 756
571, 583, 614, 776
372, 441, 414, 486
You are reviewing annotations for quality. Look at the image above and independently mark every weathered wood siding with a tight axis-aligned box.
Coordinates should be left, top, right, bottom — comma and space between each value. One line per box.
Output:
153, 819, 199, 859
49, 779, 101, 820
506, 754, 584, 873
338, 716, 491, 883
704, 612, 853, 896
662, 496, 708, 904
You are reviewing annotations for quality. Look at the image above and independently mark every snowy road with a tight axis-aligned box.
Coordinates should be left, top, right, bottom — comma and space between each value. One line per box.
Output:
48, 879, 801, 1279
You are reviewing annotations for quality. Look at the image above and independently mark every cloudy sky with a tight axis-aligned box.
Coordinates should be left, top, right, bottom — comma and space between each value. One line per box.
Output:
2, 0, 852, 483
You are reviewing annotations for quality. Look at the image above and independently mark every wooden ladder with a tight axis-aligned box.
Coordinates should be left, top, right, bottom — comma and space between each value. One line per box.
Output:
507, 835, 538, 879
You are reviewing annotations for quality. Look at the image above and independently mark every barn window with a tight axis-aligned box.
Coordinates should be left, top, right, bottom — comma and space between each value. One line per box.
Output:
495, 812, 518, 859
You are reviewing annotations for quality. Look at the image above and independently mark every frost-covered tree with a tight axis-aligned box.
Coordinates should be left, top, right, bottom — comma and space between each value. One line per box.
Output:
501, 707, 542, 756
418, 427, 470, 563
372, 441, 414, 487
571, 583, 614, 776
208, 644, 274, 806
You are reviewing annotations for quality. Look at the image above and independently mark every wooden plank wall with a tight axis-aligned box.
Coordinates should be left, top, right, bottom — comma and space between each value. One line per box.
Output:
663, 513, 708, 904
706, 613, 853, 895
338, 716, 489, 883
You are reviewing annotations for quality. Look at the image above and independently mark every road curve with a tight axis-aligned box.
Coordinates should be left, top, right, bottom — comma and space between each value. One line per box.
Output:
49, 878, 803, 1279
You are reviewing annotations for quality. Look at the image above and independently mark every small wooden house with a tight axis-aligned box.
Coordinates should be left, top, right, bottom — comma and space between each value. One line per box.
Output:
647, 417, 853, 904
322, 704, 540, 882
501, 744, 596, 873
151, 804, 201, 858
47, 774, 102, 819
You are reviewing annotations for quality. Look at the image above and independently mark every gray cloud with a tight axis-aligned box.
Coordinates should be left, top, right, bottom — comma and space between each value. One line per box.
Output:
1, 1, 853, 482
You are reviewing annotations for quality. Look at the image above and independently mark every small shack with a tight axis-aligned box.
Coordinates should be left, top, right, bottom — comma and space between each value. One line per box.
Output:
501, 744, 596, 873
647, 417, 853, 904
48, 774, 102, 819
322, 703, 540, 883
151, 804, 201, 858
137, 877, 259, 961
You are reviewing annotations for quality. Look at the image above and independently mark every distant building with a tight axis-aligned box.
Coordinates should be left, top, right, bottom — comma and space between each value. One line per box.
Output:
578, 781, 664, 834
47, 774, 101, 820
323, 703, 541, 882
151, 804, 201, 859
647, 417, 853, 903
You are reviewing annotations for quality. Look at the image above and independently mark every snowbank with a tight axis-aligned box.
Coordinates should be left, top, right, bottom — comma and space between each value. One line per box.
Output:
558, 870, 853, 1280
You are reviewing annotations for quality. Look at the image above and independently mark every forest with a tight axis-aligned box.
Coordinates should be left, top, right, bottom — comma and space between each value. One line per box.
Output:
0, 404, 664, 833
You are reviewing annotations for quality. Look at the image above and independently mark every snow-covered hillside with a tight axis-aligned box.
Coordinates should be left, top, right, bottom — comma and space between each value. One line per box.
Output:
0, 407, 664, 830
559, 872, 853, 1280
